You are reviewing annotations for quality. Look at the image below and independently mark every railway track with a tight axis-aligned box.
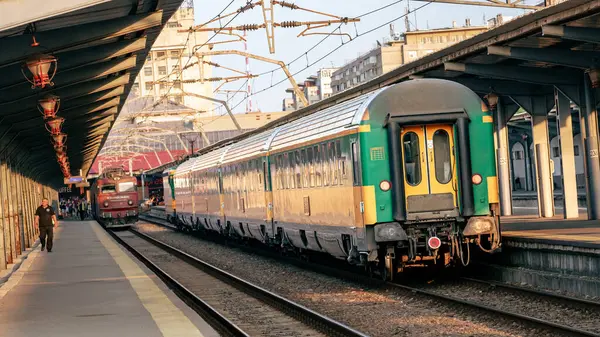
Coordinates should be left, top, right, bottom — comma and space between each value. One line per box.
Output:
138, 215, 600, 336
390, 281, 600, 337
107, 224, 368, 337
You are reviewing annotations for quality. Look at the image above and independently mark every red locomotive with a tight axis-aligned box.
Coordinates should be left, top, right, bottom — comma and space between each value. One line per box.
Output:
90, 167, 138, 228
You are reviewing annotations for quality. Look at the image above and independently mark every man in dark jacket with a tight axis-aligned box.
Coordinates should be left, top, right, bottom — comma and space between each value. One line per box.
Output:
35, 198, 59, 252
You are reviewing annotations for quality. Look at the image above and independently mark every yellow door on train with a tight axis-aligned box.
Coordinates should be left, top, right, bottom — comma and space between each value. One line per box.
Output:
400, 124, 458, 215
400, 125, 429, 197
425, 124, 457, 206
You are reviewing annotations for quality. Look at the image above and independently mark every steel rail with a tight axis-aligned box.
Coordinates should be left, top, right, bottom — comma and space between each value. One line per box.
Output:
388, 282, 600, 337
461, 277, 600, 309
105, 228, 250, 337
127, 225, 369, 337
138, 215, 600, 337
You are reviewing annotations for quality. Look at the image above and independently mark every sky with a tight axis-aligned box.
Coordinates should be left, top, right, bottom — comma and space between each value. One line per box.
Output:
191, 0, 537, 115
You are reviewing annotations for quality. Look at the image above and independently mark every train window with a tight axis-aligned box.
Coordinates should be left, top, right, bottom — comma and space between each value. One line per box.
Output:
301, 149, 308, 188
307, 147, 314, 188
101, 185, 116, 193
433, 130, 452, 184
321, 144, 328, 186
329, 142, 338, 186
403, 132, 422, 186
288, 152, 295, 189
118, 181, 135, 192
351, 142, 361, 185
314, 146, 322, 187
295, 151, 302, 189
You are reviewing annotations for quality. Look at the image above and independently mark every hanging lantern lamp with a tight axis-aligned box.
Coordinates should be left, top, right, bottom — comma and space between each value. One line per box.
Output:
22, 54, 57, 89
45, 116, 64, 135
51, 133, 67, 147
38, 94, 60, 119
54, 144, 67, 155
484, 93, 499, 110
586, 68, 600, 88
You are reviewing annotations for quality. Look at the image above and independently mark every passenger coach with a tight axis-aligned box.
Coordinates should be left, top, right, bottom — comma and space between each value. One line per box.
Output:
167, 79, 502, 279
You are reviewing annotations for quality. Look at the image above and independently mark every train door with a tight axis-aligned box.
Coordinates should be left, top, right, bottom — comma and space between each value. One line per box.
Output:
400, 124, 458, 218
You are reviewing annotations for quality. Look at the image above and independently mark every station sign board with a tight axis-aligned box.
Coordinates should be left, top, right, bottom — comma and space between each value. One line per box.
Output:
64, 176, 84, 185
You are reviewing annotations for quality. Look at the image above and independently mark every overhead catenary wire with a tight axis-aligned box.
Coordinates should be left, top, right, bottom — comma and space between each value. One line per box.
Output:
110, 0, 241, 152
206, 0, 431, 118
204, 0, 435, 125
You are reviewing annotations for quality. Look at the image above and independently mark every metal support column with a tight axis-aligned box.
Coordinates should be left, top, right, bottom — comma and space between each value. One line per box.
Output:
494, 100, 513, 215
141, 173, 146, 201
582, 74, 600, 220
555, 89, 579, 218
16, 174, 27, 249
531, 114, 554, 217
4, 164, 15, 262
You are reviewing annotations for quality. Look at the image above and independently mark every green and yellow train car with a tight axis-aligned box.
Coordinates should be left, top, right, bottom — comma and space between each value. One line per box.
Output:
170, 79, 501, 278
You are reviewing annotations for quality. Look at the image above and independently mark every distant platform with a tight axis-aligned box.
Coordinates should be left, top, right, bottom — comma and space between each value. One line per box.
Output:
0, 220, 217, 337
501, 215, 600, 250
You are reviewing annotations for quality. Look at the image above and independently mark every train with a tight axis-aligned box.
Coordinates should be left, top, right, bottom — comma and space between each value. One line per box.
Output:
90, 167, 139, 228
162, 79, 502, 279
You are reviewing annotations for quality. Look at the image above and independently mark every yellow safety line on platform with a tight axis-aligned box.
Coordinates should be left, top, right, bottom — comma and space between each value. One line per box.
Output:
91, 222, 204, 337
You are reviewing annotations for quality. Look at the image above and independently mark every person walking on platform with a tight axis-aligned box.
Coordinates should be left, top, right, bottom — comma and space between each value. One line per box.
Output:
78, 200, 87, 221
34, 198, 58, 252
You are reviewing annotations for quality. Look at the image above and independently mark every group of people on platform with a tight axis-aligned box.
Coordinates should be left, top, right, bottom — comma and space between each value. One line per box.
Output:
59, 197, 90, 221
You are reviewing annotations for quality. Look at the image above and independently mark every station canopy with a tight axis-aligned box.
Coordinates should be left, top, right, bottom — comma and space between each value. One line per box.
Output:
0, 0, 186, 187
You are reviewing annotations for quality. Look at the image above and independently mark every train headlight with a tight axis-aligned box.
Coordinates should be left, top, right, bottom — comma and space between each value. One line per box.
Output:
128, 200, 133, 206
103, 201, 109, 207
379, 180, 391, 192
472, 174, 483, 185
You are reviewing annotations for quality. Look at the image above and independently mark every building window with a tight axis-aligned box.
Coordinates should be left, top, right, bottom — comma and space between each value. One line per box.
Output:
131, 83, 140, 94
173, 80, 182, 90
574, 145, 580, 156
552, 146, 560, 157
159, 83, 166, 90
145, 82, 153, 91
369, 55, 377, 64
172, 65, 180, 73
144, 67, 152, 76
156, 51, 166, 60
146, 54, 152, 62
170, 50, 180, 60
173, 95, 183, 104
167, 22, 180, 28
158, 66, 167, 76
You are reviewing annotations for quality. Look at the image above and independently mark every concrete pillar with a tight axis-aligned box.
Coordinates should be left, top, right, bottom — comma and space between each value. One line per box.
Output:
531, 114, 554, 218
9, 166, 20, 254
495, 100, 513, 215
4, 165, 15, 262
555, 90, 579, 218
0, 163, 5, 271
582, 74, 600, 220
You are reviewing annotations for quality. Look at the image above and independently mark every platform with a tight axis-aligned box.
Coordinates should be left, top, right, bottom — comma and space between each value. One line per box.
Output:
501, 215, 600, 249
0, 220, 218, 337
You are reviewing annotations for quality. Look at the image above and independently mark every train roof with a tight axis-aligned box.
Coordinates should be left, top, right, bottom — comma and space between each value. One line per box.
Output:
192, 146, 232, 171
174, 79, 482, 174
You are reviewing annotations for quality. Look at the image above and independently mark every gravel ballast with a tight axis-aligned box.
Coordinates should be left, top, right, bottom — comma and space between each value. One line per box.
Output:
133, 221, 567, 337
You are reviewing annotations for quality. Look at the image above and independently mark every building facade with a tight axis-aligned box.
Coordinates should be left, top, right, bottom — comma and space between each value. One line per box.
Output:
130, 6, 214, 115
331, 21, 490, 94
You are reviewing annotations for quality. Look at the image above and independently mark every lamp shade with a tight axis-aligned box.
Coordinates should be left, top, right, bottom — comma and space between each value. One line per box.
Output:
51, 133, 67, 146
22, 54, 57, 89
38, 94, 60, 119
45, 117, 64, 135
